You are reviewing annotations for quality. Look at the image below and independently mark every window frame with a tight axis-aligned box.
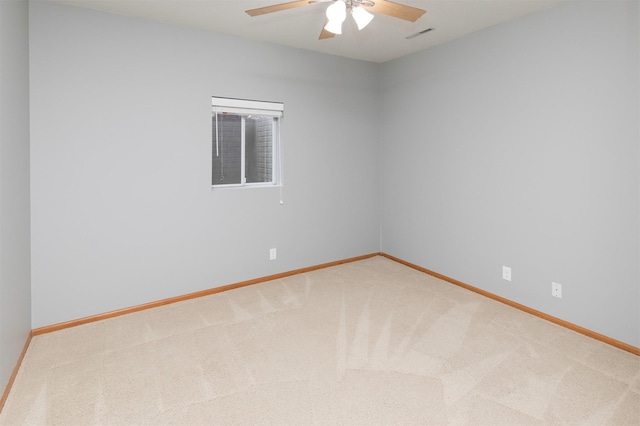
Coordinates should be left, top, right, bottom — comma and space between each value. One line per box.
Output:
211, 96, 283, 189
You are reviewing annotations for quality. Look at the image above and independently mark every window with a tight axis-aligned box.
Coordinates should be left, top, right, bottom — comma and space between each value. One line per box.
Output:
212, 97, 283, 187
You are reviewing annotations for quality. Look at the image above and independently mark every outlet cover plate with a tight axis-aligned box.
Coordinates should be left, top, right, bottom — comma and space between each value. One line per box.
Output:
552, 282, 562, 298
502, 266, 512, 282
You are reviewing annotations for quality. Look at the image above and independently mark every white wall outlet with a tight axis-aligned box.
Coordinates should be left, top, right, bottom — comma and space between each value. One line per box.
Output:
502, 266, 512, 282
269, 248, 277, 261
552, 282, 562, 298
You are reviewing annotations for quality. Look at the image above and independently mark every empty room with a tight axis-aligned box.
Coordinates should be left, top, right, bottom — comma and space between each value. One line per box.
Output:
1, 0, 638, 424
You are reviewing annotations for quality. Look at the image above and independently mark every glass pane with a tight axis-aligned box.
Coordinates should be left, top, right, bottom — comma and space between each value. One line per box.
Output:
212, 113, 242, 185
245, 116, 274, 184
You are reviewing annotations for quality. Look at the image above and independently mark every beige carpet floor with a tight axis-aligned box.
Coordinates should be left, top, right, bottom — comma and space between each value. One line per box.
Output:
1, 256, 639, 425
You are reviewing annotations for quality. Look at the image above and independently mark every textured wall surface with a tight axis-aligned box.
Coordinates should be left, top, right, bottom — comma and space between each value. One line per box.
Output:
0, 0, 31, 396
29, 1, 380, 328
380, 0, 639, 346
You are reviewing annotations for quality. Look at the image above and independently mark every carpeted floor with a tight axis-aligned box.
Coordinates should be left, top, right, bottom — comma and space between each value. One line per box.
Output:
1, 256, 639, 425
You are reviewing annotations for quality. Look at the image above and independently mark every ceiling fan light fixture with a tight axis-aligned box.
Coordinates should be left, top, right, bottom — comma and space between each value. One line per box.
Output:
325, 0, 347, 22
324, 18, 343, 34
325, 0, 347, 34
351, 6, 373, 30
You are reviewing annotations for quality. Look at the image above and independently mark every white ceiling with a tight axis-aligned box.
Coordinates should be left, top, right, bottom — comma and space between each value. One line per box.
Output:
50, 0, 567, 63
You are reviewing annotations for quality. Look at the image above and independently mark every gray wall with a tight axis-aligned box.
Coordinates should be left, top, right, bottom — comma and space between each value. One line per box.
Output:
29, 1, 380, 328
380, 0, 639, 347
0, 0, 31, 394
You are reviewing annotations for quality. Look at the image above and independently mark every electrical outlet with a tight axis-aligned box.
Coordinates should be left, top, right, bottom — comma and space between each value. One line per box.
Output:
502, 266, 512, 282
269, 248, 277, 261
552, 282, 562, 298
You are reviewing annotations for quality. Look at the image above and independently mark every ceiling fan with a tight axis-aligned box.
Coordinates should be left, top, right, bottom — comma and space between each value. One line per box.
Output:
246, 0, 427, 40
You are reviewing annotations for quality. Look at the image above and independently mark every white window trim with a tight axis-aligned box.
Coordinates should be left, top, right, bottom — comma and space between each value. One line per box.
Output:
212, 97, 283, 188
211, 97, 283, 117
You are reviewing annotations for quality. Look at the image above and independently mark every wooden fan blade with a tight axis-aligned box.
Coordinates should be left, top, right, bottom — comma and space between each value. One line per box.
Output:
363, 0, 426, 22
319, 19, 336, 39
246, 0, 311, 17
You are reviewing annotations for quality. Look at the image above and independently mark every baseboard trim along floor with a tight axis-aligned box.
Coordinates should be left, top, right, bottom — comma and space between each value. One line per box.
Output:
31, 253, 381, 336
29, 252, 640, 354
379, 253, 639, 356
3, 252, 637, 415
0, 332, 32, 412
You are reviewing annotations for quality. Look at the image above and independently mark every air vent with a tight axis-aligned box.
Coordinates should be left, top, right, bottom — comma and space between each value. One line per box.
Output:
406, 28, 434, 40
